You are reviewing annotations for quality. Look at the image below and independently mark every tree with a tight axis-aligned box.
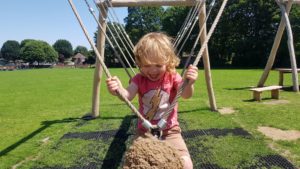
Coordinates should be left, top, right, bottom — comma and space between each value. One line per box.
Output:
275, 5, 300, 67
162, 6, 190, 37
20, 39, 35, 48
74, 45, 89, 56
52, 39, 73, 63
202, 0, 280, 67
20, 40, 58, 64
125, 7, 164, 43
0, 40, 20, 62
42, 41, 59, 63
85, 50, 96, 65
162, 6, 197, 59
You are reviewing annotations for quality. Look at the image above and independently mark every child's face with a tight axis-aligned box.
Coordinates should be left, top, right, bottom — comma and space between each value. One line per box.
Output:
140, 63, 166, 81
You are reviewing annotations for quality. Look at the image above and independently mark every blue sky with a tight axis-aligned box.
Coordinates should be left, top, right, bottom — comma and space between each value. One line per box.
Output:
0, 0, 128, 50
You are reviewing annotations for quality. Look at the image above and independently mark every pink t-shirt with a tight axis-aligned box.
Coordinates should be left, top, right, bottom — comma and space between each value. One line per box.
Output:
131, 72, 182, 132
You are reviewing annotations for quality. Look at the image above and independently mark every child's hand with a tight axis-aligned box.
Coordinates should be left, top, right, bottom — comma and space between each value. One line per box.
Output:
185, 65, 198, 85
106, 76, 123, 95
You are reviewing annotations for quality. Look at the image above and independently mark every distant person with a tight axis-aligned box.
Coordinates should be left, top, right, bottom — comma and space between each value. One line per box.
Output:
106, 32, 198, 169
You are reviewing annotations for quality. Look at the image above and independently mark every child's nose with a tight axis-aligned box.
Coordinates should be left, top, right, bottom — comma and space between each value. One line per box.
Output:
150, 68, 158, 73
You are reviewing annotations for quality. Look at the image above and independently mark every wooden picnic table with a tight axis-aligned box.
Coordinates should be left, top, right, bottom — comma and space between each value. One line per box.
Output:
275, 68, 300, 86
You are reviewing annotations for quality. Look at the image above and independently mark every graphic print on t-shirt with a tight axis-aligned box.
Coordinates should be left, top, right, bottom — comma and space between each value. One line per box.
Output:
142, 88, 170, 121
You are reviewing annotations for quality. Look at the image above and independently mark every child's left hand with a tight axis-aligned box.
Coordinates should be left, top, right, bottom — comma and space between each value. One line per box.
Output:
185, 65, 198, 85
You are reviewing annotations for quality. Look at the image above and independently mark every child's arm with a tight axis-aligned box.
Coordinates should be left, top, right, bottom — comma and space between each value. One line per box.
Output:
106, 76, 137, 101
181, 65, 198, 99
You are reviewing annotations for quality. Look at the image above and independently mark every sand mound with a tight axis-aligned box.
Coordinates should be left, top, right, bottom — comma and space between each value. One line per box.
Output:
123, 133, 183, 169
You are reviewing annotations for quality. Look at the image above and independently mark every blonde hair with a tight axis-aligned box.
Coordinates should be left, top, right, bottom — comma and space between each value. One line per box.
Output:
134, 32, 180, 73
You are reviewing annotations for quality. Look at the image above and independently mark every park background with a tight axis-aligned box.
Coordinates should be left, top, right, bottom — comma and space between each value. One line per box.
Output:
1, 0, 300, 168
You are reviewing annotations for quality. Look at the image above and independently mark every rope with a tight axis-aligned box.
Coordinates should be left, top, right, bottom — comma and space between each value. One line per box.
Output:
174, 0, 203, 49
104, 0, 135, 50
174, 0, 203, 48
68, 0, 147, 123
84, 0, 136, 78
103, 0, 138, 68
173, 5, 194, 45
69, 0, 227, 131
98, 1, 137, 67
181, 0, 216, 76
162, 0, 228, 120
176, 1, 206, 56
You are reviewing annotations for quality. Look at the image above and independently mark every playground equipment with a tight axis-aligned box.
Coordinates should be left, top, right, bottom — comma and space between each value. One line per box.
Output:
69, 0, 227, 138
67, 0, 229, 129
88, 0, 224, 118
258, 0, 300, 92
68, 0, 299, 118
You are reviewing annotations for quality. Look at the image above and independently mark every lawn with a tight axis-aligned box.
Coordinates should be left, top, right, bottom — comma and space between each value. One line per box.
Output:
0, 68, 299, 169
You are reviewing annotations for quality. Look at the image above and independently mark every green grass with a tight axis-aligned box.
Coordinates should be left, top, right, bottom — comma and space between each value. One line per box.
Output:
0, 68, 299, 168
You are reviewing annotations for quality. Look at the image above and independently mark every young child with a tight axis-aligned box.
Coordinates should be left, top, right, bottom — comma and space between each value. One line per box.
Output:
106, 32, 198, 169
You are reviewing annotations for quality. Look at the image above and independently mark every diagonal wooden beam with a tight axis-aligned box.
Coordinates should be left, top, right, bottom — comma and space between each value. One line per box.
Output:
257, 1, 293, 87
282, 0, 300, 5
97, 0, 203, 7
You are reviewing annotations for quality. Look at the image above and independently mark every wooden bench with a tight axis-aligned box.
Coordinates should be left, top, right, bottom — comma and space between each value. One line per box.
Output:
250, 85, 282, 101
275, 68, 300, 86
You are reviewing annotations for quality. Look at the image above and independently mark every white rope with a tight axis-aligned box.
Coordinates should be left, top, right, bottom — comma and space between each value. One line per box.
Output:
98, 0, 138, 69
181, 0, 216, 76
99, 1, 135, 59
104, 0, 135, 50
176, 3, 203, 56
174, 1, 203, 47
84, 0, 136, 77
174, 0, 203, 48
162, 0, 228, 120
68, 0, 149, 123
174, 5, 196, 45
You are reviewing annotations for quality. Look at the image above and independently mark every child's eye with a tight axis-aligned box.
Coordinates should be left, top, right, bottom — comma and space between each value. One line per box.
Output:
155, 64, 163, 68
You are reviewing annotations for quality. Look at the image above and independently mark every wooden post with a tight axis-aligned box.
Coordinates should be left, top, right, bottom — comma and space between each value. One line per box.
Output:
278, 1, 299, 92
283, 0, 300, 4
253, 91, 262, 101
199, 2, 217, 111
257, 1, 293, 87
271, 89, 279, 99
279, 71, 284, 86
91, 5, 108, 118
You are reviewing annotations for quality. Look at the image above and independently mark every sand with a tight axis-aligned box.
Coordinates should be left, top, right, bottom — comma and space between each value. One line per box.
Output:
123, 133, 184, 169
258, 126, 300, 141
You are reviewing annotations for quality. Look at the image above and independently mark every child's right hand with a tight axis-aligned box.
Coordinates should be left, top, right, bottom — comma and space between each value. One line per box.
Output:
106, 76, 123, 96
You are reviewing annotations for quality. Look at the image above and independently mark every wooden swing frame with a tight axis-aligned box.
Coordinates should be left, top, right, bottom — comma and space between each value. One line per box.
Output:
91, 0, 218, 117
258, 0, 300, 92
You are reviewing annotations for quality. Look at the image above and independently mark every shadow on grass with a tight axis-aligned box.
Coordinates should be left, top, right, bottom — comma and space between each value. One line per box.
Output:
224, 86, 253, 90
0, 117, 80, 157
61, 115, 135, 168
183, 128, 252, 139
281, 85, 300, 92
178, 107, 212, 114
243, 98, 276, 102
101, 115, 135, 169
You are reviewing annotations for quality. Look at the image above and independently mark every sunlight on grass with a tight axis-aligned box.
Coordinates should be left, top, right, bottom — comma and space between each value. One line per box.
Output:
0, 68, 299, 168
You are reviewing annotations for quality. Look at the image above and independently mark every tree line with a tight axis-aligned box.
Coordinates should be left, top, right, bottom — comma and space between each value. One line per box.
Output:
120, 0, 300, 68
1, 0, 299, 68
0, 39, 95, 66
